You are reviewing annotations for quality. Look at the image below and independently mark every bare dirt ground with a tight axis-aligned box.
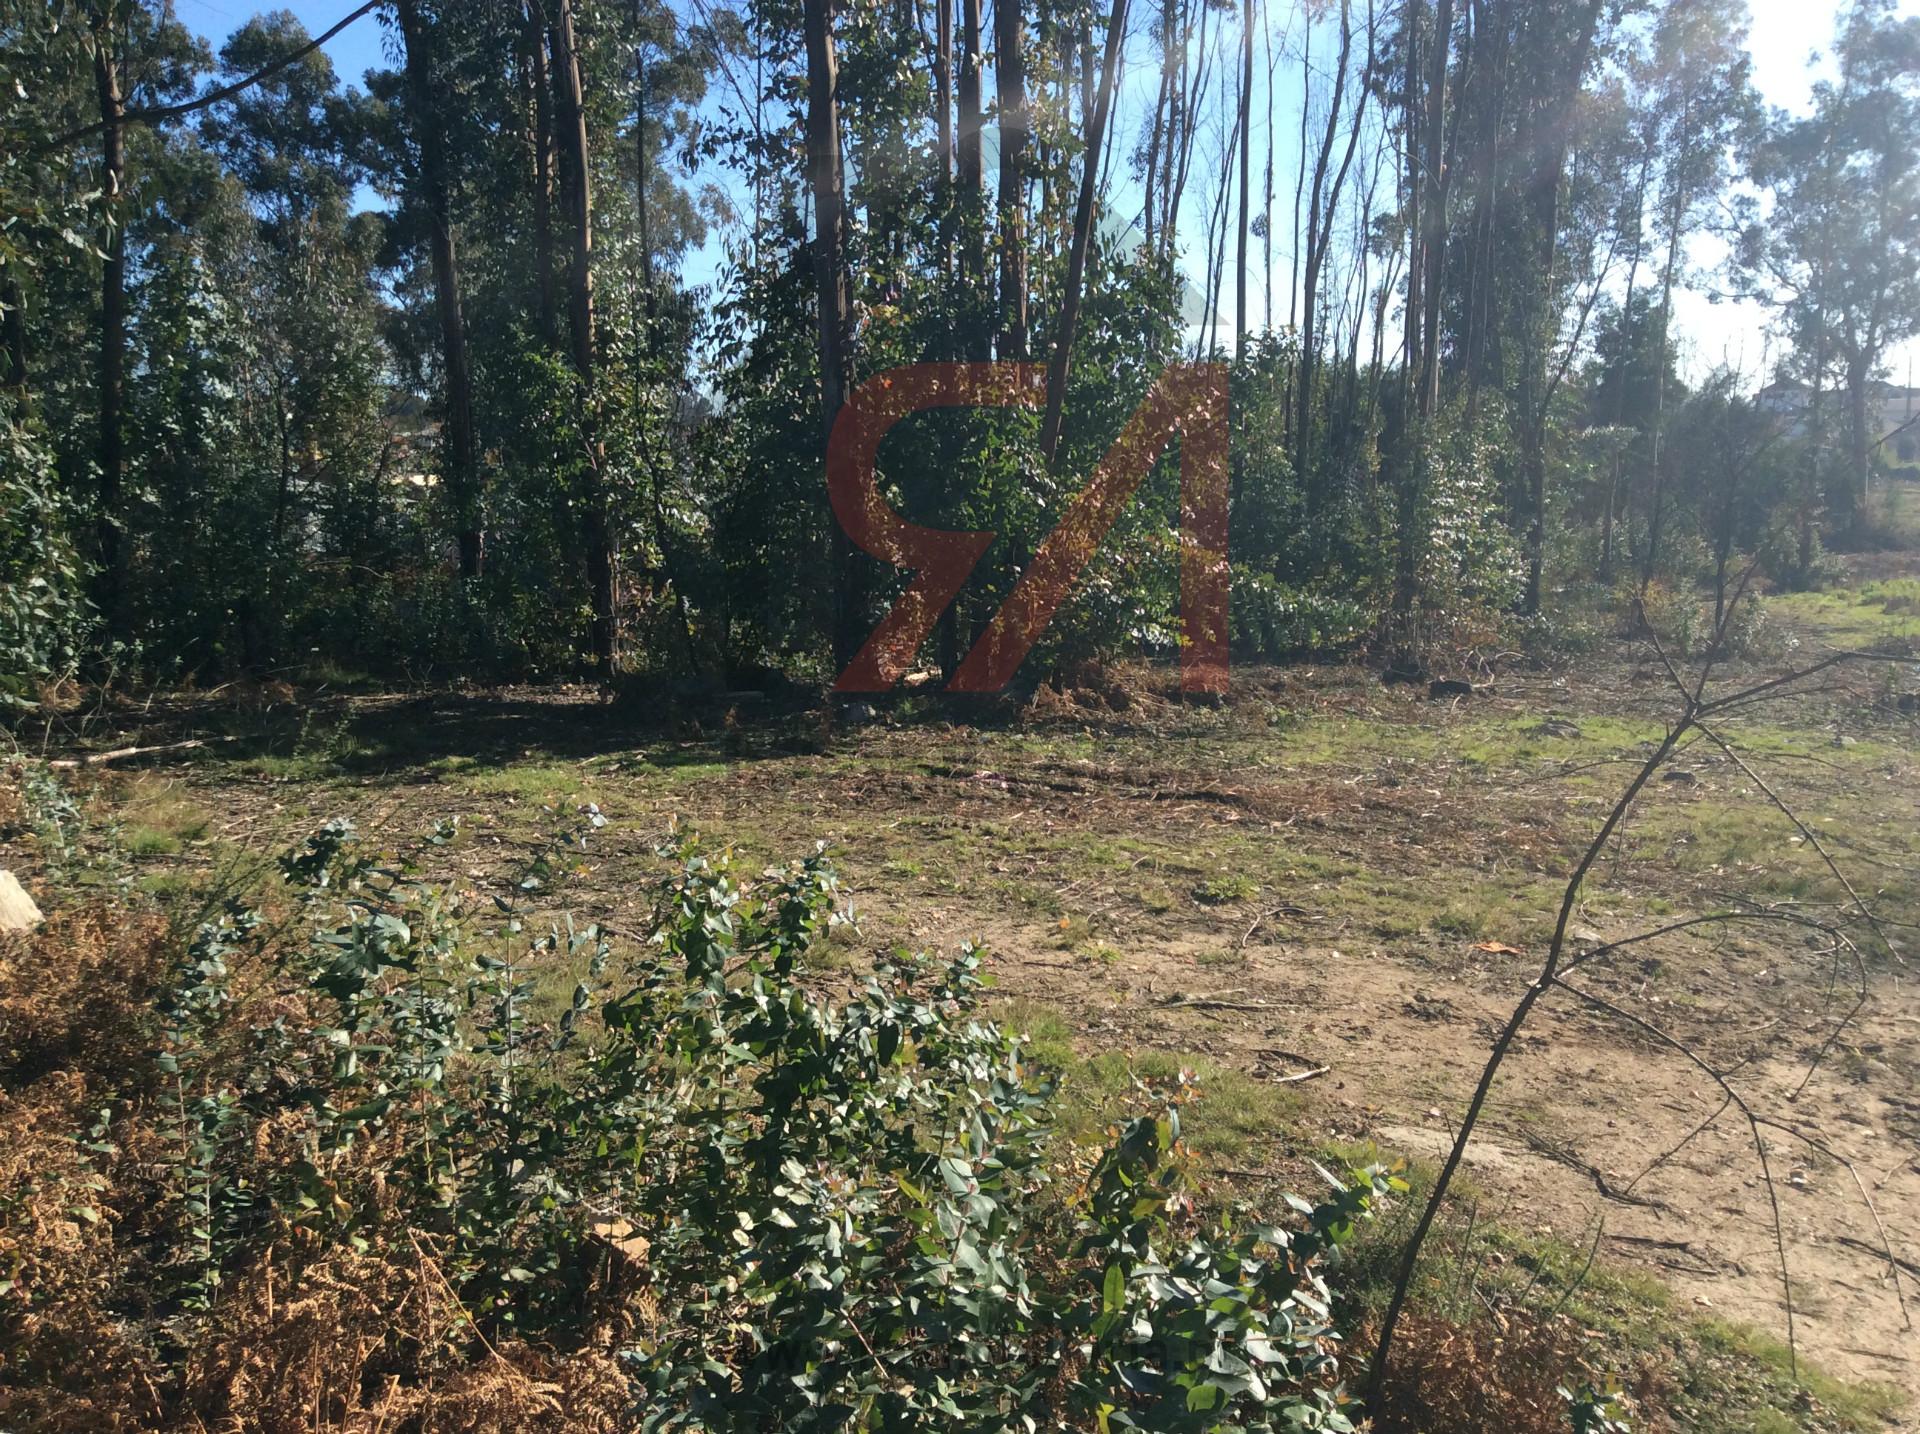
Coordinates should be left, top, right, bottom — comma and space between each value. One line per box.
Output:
12, 579, 1920, 1425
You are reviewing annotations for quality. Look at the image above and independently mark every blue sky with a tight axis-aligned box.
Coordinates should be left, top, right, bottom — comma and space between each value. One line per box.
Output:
170, 0, 1920, 384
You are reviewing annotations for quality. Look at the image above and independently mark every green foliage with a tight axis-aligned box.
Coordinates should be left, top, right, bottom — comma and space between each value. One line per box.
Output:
40, 814, 1398, 1426
0, 408, 89, 707
1560, 1383, 1633, 1434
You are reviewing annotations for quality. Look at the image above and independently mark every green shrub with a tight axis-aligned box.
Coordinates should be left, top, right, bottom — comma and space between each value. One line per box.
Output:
9, 816, 1401, 1430
0, 408, 89, 709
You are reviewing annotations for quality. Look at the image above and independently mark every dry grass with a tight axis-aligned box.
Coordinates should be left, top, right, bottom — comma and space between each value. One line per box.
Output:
1368, 1312, 1667, 1433
0, 905, 640, 1433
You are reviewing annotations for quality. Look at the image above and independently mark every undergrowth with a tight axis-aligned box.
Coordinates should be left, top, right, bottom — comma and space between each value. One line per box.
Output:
2, 797, 1419, 1432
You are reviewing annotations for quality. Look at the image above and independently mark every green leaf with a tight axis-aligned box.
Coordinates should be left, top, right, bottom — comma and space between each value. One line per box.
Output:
1102, 1261, 1126, 1314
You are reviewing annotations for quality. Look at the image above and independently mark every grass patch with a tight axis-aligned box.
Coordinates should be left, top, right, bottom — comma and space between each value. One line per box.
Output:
1769, 581, 1920, 648
456, 760, 586, 802
1194, 872, 1258, 905
115, 781, 211, 858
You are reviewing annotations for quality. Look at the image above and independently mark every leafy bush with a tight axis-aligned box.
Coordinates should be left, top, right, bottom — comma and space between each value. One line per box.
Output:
0, 408, 89, 709
1231, 570, 1371, 658
1, 814, 1400, 1430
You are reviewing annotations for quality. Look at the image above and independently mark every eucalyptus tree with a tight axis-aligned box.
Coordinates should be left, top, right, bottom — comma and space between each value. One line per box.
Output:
1743, 0, 1920, 544
1632, 0, 1756, 586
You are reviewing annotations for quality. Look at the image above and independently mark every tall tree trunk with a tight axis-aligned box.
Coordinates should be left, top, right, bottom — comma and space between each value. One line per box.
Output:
994, 0, 1030, 359
1518, 0, 1604, 616
958, 0, 983, 196
1261, 8, 1275, 333
1460, 0, 1506, 424
958, 0, 985, 355
397, 0, 483, 579
1235, 0, 1254, 357
1292, 0, 1358, 491
1039, 0, 1131, 466
1638, 217, 1684, 590
93, 25, 127, 631
1415, 0, 1451, 419
524, 2, 560, 346
1143, 2, 1169, 251
935, 0, 954, 288
634, 40, 656, 324
1165, 0, 1211, 260
1399, 0, 1422, 416
1843, 353, 1871, 539
933, 0, 954, 171
1598, 142, 1651, 586
804, 0, 861, 667
1288, 11, 1310, 333
549, 0, 619, 671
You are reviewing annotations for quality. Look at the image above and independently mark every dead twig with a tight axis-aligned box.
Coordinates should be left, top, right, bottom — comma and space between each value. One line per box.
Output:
1269, 1065, 1330, 1084
45, 735, 236, 768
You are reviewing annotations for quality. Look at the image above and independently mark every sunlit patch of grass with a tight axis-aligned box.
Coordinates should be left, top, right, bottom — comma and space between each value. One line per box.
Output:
1691, 1319, 1904, 1430
115, 780, 212, 858
456, 761, 586, 802
1769, 581, 1920, 648
1194, 947, 1247, 969
1194, 872, 1257, 905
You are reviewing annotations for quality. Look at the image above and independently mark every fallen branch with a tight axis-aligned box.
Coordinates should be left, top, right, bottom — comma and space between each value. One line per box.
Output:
1269, 1064, 1329, 1084
45, 736, 234, 769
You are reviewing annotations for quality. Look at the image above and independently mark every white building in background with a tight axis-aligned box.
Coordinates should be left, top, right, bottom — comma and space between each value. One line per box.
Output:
1755, 378, 1920, 473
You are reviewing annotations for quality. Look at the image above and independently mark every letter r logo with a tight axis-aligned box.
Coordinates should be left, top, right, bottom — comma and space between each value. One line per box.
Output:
825, 362, 1228, 693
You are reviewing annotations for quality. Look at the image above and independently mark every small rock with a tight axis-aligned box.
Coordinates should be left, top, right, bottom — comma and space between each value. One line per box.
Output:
1832, 735, 1857, 748
0, 871, 43, 932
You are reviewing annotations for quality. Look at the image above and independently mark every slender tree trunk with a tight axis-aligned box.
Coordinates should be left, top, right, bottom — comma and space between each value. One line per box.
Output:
525, 3, 560, 346
1639, 219, 1684, 590
1399, 0, 1422, 413
1261, 6, 1276, 333
1416, 0, 1451, 419
1289, 11, 1309, 333
935, 0, 953, 274
994, 0, 1030, 359
1039, 0, 1131, 466
549, 0, 619, 670
1235, 0, 1254, 357
1292, 0, 1358, 489
1165, 0, 1211, 260
1143, 0, 1169, 251
397, 0, 483, 578
1518, 0, 1603, 616
634, 42, 656, 322
1599, 143, 1650, 586
93, 28, 128, 630
957, 0, 985, 356
804, 0, 860, 667
1843, 354, 1871, 538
